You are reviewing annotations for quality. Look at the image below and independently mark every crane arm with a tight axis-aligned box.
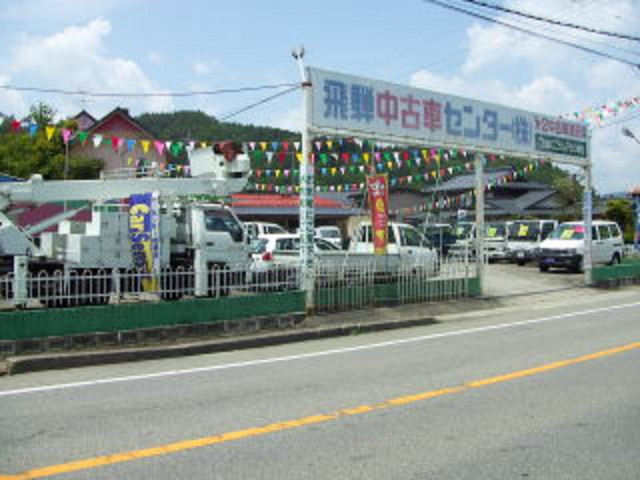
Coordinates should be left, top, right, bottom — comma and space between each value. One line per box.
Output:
0, 148, 251, 209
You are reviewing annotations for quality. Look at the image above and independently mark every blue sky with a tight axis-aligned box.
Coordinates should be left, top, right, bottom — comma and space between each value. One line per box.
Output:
0, 0, 639, 193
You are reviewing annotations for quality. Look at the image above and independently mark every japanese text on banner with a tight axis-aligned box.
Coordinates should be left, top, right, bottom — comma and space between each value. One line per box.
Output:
367, 174, 389, 256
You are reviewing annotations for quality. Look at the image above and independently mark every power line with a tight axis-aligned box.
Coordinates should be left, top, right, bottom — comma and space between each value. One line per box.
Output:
458, 0, 640, 42
218, 85, 301, 122
0, 82, 300, 98
423, 0, 640, 68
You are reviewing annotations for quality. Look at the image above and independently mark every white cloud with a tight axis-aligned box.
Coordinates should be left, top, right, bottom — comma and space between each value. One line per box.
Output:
409, 0, 640, 193
272, 106, 303, 134
0, 0, 131, 22
192, 62, 211, 75
0, 74, 27, 116
1, 18, 173, 118
147, 52, 166, 66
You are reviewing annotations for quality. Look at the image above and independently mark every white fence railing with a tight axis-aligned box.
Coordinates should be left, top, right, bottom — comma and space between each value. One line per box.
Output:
0, 264, 300, 309
0, 254, 477, 311
313, 254, 476, 313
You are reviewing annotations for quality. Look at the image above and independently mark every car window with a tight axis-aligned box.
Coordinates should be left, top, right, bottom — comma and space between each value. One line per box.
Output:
402, 226, 424, 247
204, 209, 243, 242
541, 222, 555, 239
486, 223, 506, 238
598, 225, 610, 239
357, 225, 395, 244
549, 224, 584, 240
508, 222, 541, 241
266, 225, 287, 234
315, 238, 339, 250
609, 224, 621, 238
275, 238, 297, 251
249, 238, 267, 254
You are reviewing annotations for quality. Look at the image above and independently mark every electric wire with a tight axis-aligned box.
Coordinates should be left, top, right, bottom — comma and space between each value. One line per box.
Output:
0, 82, 300, 98
218, 85, 301, 122
457, 0, 640, 42
422, 0, 640, 68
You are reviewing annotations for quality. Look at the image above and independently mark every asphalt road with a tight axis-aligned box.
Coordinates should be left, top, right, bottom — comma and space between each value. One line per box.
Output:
1, 289, 639, 479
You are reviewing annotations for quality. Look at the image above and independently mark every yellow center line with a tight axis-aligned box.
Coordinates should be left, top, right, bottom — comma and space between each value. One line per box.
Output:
1, 341, 638, 480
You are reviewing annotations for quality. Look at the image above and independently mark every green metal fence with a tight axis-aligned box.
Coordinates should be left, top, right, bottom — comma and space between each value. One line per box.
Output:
0, 291, 305, 341
592, 261, 640, 286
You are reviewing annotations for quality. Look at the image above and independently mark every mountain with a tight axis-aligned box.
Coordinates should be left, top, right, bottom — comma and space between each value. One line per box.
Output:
135, 110, 299, 143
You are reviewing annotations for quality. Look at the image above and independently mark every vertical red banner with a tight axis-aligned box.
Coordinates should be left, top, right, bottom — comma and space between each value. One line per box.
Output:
367, 174, 389, 255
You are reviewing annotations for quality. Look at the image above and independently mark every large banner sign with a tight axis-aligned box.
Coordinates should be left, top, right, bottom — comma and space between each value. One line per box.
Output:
308, 68, 588, 162
367, 174, 389, 255
129, 192, 160, 291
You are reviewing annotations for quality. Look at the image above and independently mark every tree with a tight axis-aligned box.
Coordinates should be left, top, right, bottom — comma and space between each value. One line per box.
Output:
553, 175, 584, 220
0, 103, 102, 180
29, 102, 57, 128
606, 198, 634, 243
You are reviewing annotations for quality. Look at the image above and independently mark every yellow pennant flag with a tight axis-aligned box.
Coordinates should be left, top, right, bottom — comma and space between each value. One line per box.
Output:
141, 140, 151, 154
45, 126, 56, 141
260, 142, 268, 151
326, 140, 333, 150
296, 153, 303, 163
363, 152, 370, 163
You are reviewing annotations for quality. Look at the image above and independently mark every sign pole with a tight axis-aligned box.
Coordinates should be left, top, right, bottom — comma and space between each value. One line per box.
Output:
294, 49, 315, 313
583, 150, 593, 286
475, 153, 485, 295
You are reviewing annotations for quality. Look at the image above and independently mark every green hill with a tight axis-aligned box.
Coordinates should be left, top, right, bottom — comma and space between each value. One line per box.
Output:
136, 110, 299, 143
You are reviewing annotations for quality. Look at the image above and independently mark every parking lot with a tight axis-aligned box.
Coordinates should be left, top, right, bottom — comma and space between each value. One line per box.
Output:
484, 261, 585, 297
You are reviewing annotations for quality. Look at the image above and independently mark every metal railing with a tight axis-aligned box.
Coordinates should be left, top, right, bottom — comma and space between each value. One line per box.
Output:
0, 264, 301, 309
313, 253, 476, 313
0, 254, 477, 311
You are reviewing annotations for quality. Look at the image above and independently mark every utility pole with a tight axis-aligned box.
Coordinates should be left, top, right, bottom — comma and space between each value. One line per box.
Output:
292, 47, 315, 313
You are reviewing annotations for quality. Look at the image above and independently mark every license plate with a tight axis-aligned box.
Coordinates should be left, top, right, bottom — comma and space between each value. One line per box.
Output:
517, 251, 525, 258
543, 258, 554, 264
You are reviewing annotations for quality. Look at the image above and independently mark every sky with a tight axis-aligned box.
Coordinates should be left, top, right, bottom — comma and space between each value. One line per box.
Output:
0, 0, 639, 193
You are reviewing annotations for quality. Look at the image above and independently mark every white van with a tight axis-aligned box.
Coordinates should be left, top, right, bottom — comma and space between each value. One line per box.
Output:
349, 221, 439, 270
506, 219, 557, 265
245, 221, 288, 239
538, 220, 624, 273
315, 226, 343, 249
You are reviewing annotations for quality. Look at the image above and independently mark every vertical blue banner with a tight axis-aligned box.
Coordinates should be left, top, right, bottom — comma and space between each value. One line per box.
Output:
129, 193, 158, 290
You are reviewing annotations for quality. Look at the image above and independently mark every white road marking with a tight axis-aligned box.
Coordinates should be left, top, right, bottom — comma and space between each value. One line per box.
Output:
1, 301, 639, 398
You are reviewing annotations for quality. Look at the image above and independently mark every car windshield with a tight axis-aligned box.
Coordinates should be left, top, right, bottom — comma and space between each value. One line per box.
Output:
319, 229, 340, 238
454, 223, 474, 239
548, 224, 585, 240
508, 222, 541, 241
315, 238, 340, 250
486, 223, 507, 238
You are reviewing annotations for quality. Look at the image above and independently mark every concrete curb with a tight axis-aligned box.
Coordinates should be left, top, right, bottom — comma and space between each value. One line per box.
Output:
5, 316, 440, 375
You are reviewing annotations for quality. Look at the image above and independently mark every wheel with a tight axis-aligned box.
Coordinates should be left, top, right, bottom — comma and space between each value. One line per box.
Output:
538, 263, 549, 272
517, 259, 526, 266
570, 259, 584, 274
610, 253, 621, 266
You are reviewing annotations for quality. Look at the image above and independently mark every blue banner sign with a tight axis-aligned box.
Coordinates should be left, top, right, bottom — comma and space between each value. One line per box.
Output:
308, 67, 588, 162
129, 192, 159, 290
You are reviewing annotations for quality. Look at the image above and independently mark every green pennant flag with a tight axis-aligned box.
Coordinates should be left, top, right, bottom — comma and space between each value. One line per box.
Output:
170, 141, 184, 157
77, 131, 89, 144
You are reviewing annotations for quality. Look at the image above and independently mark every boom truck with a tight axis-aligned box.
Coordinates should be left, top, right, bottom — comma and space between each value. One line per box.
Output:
0, 142, 252, 306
